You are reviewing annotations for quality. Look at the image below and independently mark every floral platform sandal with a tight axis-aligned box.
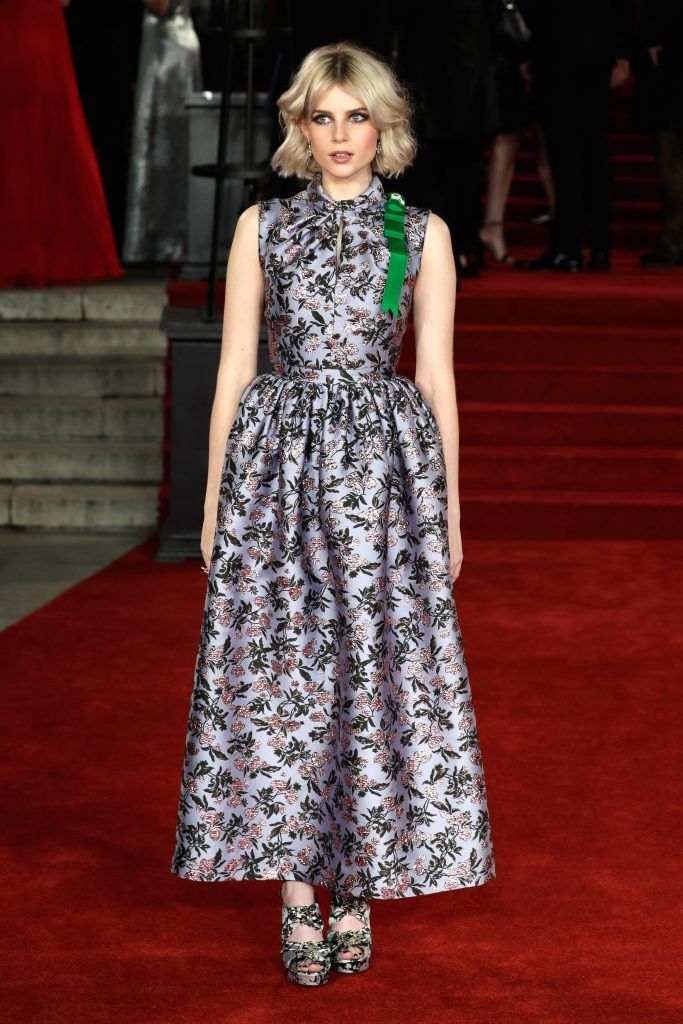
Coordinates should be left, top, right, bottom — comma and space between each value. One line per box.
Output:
280, 887, 331, 986
327, 891, 372, 974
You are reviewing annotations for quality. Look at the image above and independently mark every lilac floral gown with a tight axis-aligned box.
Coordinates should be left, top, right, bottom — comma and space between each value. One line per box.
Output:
170, 171, 496, 899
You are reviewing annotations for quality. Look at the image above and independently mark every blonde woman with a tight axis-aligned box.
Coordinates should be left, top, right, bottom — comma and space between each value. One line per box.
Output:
170, 40, 496, 986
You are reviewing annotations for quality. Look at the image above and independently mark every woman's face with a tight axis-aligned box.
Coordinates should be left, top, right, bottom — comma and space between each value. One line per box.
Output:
301, 84, 379, 181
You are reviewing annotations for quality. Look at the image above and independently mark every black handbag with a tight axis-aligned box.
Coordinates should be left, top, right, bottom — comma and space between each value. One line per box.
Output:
493, 0, 532, 60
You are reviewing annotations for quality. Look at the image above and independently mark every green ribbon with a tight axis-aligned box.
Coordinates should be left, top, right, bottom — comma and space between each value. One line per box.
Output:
381, 190, 408, 316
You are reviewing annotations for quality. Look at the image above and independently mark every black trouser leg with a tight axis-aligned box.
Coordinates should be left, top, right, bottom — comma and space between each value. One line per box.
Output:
580, 73, 613, 252
537, 85, 584, 255
657, 127, 683, 249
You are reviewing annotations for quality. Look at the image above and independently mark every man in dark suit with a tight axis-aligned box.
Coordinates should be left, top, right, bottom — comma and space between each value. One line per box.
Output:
395, 0, 497, 279
517, 0, 634, 272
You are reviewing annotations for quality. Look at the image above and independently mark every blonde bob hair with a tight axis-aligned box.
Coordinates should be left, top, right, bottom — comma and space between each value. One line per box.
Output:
271, 41, 417, 181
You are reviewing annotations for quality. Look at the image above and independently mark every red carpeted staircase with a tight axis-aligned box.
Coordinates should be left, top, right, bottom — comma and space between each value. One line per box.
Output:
399, 260, 683, 540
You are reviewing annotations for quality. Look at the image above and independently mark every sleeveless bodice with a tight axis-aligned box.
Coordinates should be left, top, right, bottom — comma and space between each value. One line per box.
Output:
257, 172, 429, 376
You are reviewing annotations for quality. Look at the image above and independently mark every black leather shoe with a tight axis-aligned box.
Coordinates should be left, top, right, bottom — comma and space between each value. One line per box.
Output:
588, 248, 611, 271
640, 244, 682, 268
526, 206, 554, 226
516, 248, 583, 272
455, 252, 480, 278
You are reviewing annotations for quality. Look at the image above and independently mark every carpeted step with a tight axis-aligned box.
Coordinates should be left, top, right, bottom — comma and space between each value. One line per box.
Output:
460, 444, 683, 492
461, 486, 683, 539
507, 195, 662, 225
459, 401, 683, 446
453, 277, 683, 328
506, 220, 660, 249
452, 363, 683, 405
401, 323, 683, 366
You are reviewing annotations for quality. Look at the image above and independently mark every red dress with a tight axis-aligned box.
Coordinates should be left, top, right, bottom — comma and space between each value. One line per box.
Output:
0, 0, 123, 287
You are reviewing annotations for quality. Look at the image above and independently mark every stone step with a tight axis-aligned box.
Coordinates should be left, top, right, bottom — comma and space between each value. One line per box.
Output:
0, 360, 165, 397
0, 321, 168, 358
0, 484, 9, 526
9, 484, 159, 529
0, 396, 164, 440
0, 281, 167, 323
0, 440, 163, 483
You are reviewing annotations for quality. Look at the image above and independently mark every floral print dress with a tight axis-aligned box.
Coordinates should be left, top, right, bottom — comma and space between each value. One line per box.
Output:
170, 171, 496, 899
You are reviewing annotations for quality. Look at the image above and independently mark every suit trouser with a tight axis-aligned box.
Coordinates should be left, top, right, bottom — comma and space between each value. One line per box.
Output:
656, 127, 683, 249
535, 68, 613, 254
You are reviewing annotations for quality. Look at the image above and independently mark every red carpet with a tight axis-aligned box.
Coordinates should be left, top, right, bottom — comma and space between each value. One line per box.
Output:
2, 534, 681, 1023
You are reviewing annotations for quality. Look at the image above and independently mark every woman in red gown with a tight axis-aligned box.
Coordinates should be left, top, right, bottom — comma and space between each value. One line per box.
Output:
0, 0, 123, 287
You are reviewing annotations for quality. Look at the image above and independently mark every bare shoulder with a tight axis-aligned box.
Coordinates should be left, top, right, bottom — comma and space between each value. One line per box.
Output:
423, 211, 452, 250
230, 203, 260, 260
234, 202, 260, 234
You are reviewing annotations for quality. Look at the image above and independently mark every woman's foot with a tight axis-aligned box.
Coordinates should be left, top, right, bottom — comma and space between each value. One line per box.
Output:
478, 221, 514, 264
280, 881, 324, 974
328, 909, 367, 962
327, 891, 372, 972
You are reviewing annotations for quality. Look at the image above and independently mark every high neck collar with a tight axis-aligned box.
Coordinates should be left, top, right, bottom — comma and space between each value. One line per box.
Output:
305, 171, 384, 215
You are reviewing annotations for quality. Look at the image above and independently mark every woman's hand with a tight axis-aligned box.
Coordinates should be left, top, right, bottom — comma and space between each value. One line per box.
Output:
448, 512, 463, 584
610, 58, 631, 89
200, 507, 217, 572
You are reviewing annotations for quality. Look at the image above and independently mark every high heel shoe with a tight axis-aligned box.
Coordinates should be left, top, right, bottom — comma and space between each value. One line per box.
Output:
281, 885, 331, 986
478, 220, 514, 264
327, 891, 372, 974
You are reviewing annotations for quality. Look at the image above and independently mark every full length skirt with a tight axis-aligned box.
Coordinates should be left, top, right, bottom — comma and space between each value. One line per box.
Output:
170, 368, 496, 899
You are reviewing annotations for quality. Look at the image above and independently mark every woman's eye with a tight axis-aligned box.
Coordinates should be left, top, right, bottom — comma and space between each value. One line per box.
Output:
312, 113, 368, 124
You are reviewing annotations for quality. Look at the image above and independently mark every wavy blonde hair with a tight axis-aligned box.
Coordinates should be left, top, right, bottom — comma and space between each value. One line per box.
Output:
271, 41, 417, 181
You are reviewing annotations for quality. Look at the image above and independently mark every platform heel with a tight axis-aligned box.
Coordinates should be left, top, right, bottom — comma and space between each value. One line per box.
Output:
327, 891, 372, 974
281, 892, 331, 986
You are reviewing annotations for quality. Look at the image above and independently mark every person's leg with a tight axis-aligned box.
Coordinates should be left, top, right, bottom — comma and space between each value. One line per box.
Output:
479, 130, 524, 259
538, 81, 583, 256
658, 127, 683, 250
533, 122, 556, 209
580, 70, 613, 258
451, 130, 487, 257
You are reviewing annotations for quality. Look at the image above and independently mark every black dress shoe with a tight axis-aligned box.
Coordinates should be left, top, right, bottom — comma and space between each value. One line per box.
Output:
455, 252, 480, 278
640, 244, 683, 268
588, 249, 611, 271
526, 206, 555, 226
516, 248, 583, 272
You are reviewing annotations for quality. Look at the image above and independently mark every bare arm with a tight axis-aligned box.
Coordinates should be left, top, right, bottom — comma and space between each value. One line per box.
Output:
412, 212, 462, 582
201, 203, 263, 567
